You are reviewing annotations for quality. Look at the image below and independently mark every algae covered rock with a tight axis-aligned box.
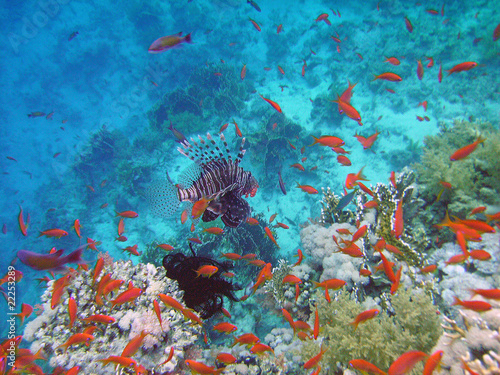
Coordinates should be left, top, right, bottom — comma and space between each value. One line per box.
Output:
413, 118, 500, 216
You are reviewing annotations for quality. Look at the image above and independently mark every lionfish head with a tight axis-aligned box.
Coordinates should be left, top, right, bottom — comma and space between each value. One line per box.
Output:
245, 175, 259, 198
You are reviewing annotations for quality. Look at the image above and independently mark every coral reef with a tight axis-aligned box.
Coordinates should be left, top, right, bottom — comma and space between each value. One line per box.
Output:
319, 187, 357, 225
414, 118, 500, 217
24, 260, 201, 374
303, 287, 442, 372
432, 301, 500, 375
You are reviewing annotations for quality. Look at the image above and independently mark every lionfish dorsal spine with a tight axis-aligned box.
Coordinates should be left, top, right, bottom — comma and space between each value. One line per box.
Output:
219, 133, 233, 164
235, 137, 246, 166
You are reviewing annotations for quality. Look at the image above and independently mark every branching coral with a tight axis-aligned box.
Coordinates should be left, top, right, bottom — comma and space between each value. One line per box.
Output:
303, 287, 442, 372
23, 260, 201, 374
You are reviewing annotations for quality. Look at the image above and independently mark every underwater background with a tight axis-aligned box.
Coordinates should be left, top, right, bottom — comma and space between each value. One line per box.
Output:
1, 0, 500, 373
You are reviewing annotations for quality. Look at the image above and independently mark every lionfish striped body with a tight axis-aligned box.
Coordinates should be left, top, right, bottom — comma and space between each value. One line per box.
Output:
148, 133, 258, 228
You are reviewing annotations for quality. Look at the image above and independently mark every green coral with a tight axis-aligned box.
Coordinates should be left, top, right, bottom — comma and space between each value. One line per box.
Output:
304, 288, 442, 372
319, 187, 357, 225
413, 118, 500, 216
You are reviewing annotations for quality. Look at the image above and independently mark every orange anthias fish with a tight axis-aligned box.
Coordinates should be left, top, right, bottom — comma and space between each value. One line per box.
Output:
248, 17, 261, 32
212, 322, 238, 334
195, 265, 218, 278
388, 350, 428, 375
449, 136, 485, 161
191, 196, 213, 219
349, 309, 380, 331
372, 72, 403, 82
309, 135, 345, 148
148, 32, 192, 53
332, 97, 363, 125
304, 345, 328, 369
38, 229, 68, 238
18, 205, 28, 236
345, 167, 368, 189
264, 226, 280, 248
384, 57, 400, 65
338, 79, 358, 113
259, 94, 282, 113
115, 210, 139, 218
185, 359, 225, 374
349, 359, 387, 375
446, 61, 478, 75
296, 183, 319, 194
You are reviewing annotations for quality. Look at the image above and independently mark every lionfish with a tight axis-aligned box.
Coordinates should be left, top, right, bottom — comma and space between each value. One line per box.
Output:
147, 133, 258, 228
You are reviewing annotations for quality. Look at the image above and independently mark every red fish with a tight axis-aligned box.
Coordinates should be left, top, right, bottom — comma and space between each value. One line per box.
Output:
296, 183, 318, 194
148, 32, 192, 53
115, 210, 138, 218
195, 265, 218, 278
264, 226, 280, 248
241, 64, 247, 80
388, 350, 427, 375
304, 345, 328, 369
259, 94, 282, 113
450, 136, 485, 161
452, 297, 491, 312
349, 309, 380, 331
446, 61, 478, 75
384, 57, 400, 65
404, 17, 413, 33
38, 229, 68, 238
310, 135, 345, 147
290, 163, 305, 171
349, 359, 387, 375
249, 17, 261, 31
18, 205, 28, 236
191, 196, 213, 219
438, 64, 443, 82
332, 97, 363, 125
17, 246, 84, 271
392, 199, 404, 239
213, 322, 237, 334
345, 167, 368, 189
373, 72, 402, 82
337, 155, 351, 166
423, 350, 444, 375
494, 23, 500, 41
417, 59, 424, 80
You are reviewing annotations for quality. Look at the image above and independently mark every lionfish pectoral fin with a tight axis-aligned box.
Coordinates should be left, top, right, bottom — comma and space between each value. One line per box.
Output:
146, 180, 180, 218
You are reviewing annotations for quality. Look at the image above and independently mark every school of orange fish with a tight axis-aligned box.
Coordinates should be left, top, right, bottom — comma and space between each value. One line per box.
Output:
3, 2, 500, 375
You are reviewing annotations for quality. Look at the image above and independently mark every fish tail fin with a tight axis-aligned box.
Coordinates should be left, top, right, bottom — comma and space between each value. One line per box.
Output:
146, 180, 180, 218
184, 33, 192, 43
66, 247, 84, 264
309, 135, 319, 146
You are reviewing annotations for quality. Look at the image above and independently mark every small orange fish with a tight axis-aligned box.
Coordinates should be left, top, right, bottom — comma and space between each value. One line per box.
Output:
446, 61, 478, 75
246, 217, 259, 225
216, 352, 237, 364
264, 226, 280, 248
191, 196, 213, 219
249, 17, 261, 31
121, 331, 149, 357
349, 359, 387, 375
57, 333, 94, 353
417, 59, 424, 80
310, 135, 345, 148
72, 219, 82, 238
233, 120, 243, 137
158, 294, 184, 312
452, 297, 491, 312
296, 182, 318, 194
293, 249, 303, 267
373, 72, 403, 82
423, 350, 443, 375
388, 350, 428, 375
14, 303, 33, 325
250, 343, 274, 355
18, 205, 28, 236
290, 163, 305, 171
213, 322, 237, 334
345, 167, 368, 189
384, 57, 400, 65
203, 227, 224, 235
259, 94, 282, 113
117, 218, 125, 236
195, 265, 218, 278
38, 229, 68, 238
98, 356, 137, 368
115, 210, 138, 218
282, 274, 302, 285
392, 200, 404, 239
110, 288, 143, 308
332, 97, 363, 125
450, 136, 485, 161
240, 64, 247, 80
304, 345, 328, 369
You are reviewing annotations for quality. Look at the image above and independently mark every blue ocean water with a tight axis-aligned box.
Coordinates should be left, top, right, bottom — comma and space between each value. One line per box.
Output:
0, 0, 499, 373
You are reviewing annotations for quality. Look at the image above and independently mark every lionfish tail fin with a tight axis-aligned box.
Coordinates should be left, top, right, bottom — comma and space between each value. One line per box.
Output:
146, 180, 180, 217
235, 137, 246, 166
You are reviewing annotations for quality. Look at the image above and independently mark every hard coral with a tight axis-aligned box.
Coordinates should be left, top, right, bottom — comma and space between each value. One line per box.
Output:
24, 260, 200, 374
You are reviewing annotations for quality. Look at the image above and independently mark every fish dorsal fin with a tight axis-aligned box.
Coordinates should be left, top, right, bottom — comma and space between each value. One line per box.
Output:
178, 163, 203, 189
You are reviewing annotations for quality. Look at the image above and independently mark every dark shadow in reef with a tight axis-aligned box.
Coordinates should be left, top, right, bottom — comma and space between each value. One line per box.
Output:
163, 247, 241, 319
